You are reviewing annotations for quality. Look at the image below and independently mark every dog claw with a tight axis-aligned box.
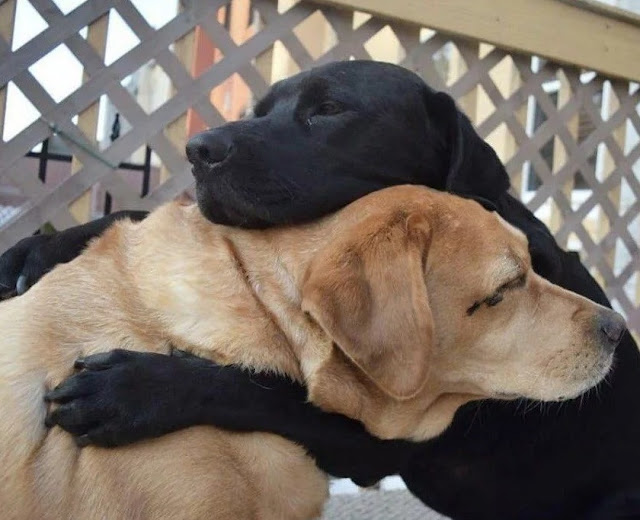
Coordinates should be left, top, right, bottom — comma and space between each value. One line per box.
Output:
16, 274, 27, 296
74, 358, 86, 369
170, 347, 195, 359
75, 435, 91, 448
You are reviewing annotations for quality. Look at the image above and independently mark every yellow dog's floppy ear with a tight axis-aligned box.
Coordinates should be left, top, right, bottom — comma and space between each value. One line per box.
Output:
302, 212, 433, 400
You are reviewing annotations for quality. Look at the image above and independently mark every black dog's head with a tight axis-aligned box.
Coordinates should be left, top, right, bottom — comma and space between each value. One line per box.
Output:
187, 60, 509, 228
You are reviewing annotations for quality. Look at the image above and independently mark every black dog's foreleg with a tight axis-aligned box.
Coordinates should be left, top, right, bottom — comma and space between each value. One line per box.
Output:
0, 210, 148, 297
45, 349, 417, 486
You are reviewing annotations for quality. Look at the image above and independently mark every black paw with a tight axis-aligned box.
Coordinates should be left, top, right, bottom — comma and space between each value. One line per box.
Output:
0, 233, 56, 299
1, 211, 150, 299
45, 349, 214, 447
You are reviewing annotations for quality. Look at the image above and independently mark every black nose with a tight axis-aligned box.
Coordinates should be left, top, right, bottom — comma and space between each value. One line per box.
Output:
186, 131, 232, 168
597, 311, 626, 351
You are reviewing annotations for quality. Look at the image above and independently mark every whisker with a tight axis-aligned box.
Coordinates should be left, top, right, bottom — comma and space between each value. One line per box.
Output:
465, 401, 484, 436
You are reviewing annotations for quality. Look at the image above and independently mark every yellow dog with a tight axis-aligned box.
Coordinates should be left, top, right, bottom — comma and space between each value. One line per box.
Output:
0, 185, 623, 519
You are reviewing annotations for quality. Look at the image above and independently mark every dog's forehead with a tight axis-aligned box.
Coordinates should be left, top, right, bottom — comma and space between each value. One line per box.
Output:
447, 206, 530, 269
490, 213, 531, 270
270, 70, 367, 103
257, 61, 426, 110
494, 212, 528, 244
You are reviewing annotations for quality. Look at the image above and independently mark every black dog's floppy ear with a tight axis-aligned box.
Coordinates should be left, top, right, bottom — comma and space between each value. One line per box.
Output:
426, 90, 511, 201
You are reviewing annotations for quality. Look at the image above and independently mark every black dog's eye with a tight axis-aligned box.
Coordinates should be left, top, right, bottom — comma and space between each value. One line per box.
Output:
252, 100, 272, 118
253, 107, 268, 118
313, 101, 343, 117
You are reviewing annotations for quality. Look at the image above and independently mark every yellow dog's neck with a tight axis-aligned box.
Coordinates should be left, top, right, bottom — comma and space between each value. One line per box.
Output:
117, 201, 337, 381
85, 188, 483, 441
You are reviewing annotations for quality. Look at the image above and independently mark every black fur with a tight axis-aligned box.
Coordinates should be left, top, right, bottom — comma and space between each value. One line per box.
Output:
4, 60, 640, 520
0, 210, 147, 298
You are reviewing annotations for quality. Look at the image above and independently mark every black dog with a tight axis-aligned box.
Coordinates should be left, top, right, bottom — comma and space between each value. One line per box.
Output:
3, 61, 640, 520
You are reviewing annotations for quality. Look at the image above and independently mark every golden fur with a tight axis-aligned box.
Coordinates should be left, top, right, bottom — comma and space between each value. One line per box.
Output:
0, 185, 617, 519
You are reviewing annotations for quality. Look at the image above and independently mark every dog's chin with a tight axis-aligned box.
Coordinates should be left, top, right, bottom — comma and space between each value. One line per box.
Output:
490, 351, 615, 404
556, 353, 615, 402
492, 392, 521, 400
195, 182, 274, 229
572, 350, 614, 398
528, 352, 615, 404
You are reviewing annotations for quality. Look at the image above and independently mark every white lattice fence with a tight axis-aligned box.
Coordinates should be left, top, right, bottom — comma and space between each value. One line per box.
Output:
0, 0, 639, 330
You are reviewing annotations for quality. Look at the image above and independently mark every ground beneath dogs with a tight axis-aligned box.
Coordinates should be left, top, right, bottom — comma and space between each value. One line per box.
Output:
322, 477, 449, 519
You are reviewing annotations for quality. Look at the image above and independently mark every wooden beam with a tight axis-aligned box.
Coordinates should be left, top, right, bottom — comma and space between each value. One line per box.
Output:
596, 81, 626, 271
549, 70, 578, 245
69, 12, 109, 223
161, 25, 195, 183
312, 0, 640, 83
